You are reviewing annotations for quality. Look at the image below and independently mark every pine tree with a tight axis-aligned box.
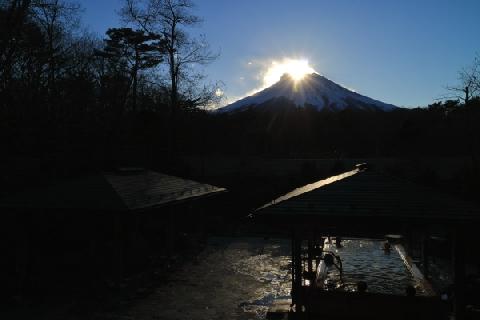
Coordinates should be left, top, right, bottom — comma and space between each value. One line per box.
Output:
97, 27, 165, 111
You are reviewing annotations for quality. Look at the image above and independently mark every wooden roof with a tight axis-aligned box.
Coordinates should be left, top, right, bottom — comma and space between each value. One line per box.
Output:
104, 170, 226, 210
0, 170, 226, 211
255, 167, 480, 224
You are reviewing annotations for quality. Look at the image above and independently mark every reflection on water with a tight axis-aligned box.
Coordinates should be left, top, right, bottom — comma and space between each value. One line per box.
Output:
327, 239, 424, 296
122, 237, 422, 320
230, 239, 291, 318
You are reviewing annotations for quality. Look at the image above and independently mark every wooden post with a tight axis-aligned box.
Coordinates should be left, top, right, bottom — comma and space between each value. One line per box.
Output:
15, 212, 30, 299
166, 206, 175, 257
307, 239, 313, 276
406, 227, 414, 257
113, 213, 124, 283
293, 232, 303, 312
291, 231, 296, 306
421, 229, 429, 278
315, 234, 322, 267
452, 226, 466, 320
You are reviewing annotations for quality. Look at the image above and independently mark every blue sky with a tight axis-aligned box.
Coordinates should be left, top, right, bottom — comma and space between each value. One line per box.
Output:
81, 0, 480, 107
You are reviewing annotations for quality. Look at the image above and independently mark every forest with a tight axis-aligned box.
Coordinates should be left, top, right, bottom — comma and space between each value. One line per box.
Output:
1, 0, 480, 198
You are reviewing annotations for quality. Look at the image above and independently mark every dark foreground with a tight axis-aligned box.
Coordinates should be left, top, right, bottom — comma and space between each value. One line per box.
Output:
3, 236, 434, 320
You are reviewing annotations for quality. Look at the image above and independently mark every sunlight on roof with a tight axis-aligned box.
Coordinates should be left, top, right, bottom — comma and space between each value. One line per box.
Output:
263, 58, 316, 87
256, 168, 360, 211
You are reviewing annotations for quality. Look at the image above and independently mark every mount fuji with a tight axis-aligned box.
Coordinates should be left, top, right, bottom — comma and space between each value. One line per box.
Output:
219, 73, 397, 112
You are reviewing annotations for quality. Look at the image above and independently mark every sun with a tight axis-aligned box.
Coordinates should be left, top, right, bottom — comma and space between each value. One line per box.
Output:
263, 58, 316, 87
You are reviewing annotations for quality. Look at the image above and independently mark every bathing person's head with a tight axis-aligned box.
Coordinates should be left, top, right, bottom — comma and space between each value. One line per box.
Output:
406, 285, 416, 297
357, 281, 367, 293
335, 237, 343, 248
323, 254, 334, 267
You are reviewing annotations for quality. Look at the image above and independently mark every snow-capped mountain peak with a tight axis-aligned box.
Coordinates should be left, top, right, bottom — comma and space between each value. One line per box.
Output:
219, 73, 396, 112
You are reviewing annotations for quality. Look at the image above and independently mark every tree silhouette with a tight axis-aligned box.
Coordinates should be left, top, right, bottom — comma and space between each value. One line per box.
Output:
97, 28, 164, 111
121, 0, 219, 111
446, 54, 480, 103
121, 0, 220, 157
0, 0, 37, 111
31, 0, 81, 116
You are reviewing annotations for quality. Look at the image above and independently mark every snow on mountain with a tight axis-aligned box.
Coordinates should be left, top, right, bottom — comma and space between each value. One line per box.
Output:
219, 73, 397, 112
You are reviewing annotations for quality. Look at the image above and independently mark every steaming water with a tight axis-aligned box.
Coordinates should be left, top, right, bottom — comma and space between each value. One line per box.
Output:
123, 237, 422, 320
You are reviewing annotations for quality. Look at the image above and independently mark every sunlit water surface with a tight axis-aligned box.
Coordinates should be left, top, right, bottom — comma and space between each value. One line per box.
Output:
325, 239, 424, 295
123, 237, 421, 320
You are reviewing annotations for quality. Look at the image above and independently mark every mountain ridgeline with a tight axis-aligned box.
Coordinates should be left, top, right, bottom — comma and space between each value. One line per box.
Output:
220, 73, 397, 112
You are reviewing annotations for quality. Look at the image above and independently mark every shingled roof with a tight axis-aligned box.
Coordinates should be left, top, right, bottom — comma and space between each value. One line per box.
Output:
104, 170, 226, 210
0, 170, 226, 211
255, 167, 480, 223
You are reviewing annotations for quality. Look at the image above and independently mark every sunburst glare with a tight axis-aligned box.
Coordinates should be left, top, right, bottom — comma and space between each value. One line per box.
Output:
263, 58, 316, 87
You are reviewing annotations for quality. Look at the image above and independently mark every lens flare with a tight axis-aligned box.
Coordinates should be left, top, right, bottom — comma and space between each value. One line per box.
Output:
263, 58, 316, 87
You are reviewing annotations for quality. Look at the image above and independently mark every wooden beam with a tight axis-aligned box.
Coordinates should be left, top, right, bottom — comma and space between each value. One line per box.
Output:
452, 226, 466, 320
112, 213, 124, 282
291, 230, 296, 306
421, 229, 429, 278
15, 212, 30, 300
166, 206, 175, 257
307, 239, 313, 275
293, 231, 303, 312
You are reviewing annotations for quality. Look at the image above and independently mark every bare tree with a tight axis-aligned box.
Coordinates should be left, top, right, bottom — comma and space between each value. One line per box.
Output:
0, 0, 33, 109
443, 54, 480, 178
121, 0, 219, 112
445, 54, 480, 104
31, 0, 81, 113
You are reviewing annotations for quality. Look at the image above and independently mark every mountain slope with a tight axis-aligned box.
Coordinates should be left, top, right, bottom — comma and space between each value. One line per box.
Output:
220, 73, 397, 112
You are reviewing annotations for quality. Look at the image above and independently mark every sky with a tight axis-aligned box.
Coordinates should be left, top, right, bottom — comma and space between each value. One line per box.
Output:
81, 0, 480, 108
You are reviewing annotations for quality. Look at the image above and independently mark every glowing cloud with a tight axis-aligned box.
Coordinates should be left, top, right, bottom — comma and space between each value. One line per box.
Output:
215, 88, 224, 97
222, 57, 319, 107
263, 58, 316, 87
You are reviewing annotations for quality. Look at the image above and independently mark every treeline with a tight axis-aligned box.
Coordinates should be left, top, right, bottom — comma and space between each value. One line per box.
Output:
0, 0, 219, 171
1, 1, 480, 179
183, 99, 480, 199
193, 99, 480, 159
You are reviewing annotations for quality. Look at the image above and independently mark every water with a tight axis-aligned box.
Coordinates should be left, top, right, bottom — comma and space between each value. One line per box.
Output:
324, 239, 424, 295
121, 237, 422, 320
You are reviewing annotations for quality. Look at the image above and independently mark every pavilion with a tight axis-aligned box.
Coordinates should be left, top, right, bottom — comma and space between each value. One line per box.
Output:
253, 164, 480, 320
1, 169, 226, 299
